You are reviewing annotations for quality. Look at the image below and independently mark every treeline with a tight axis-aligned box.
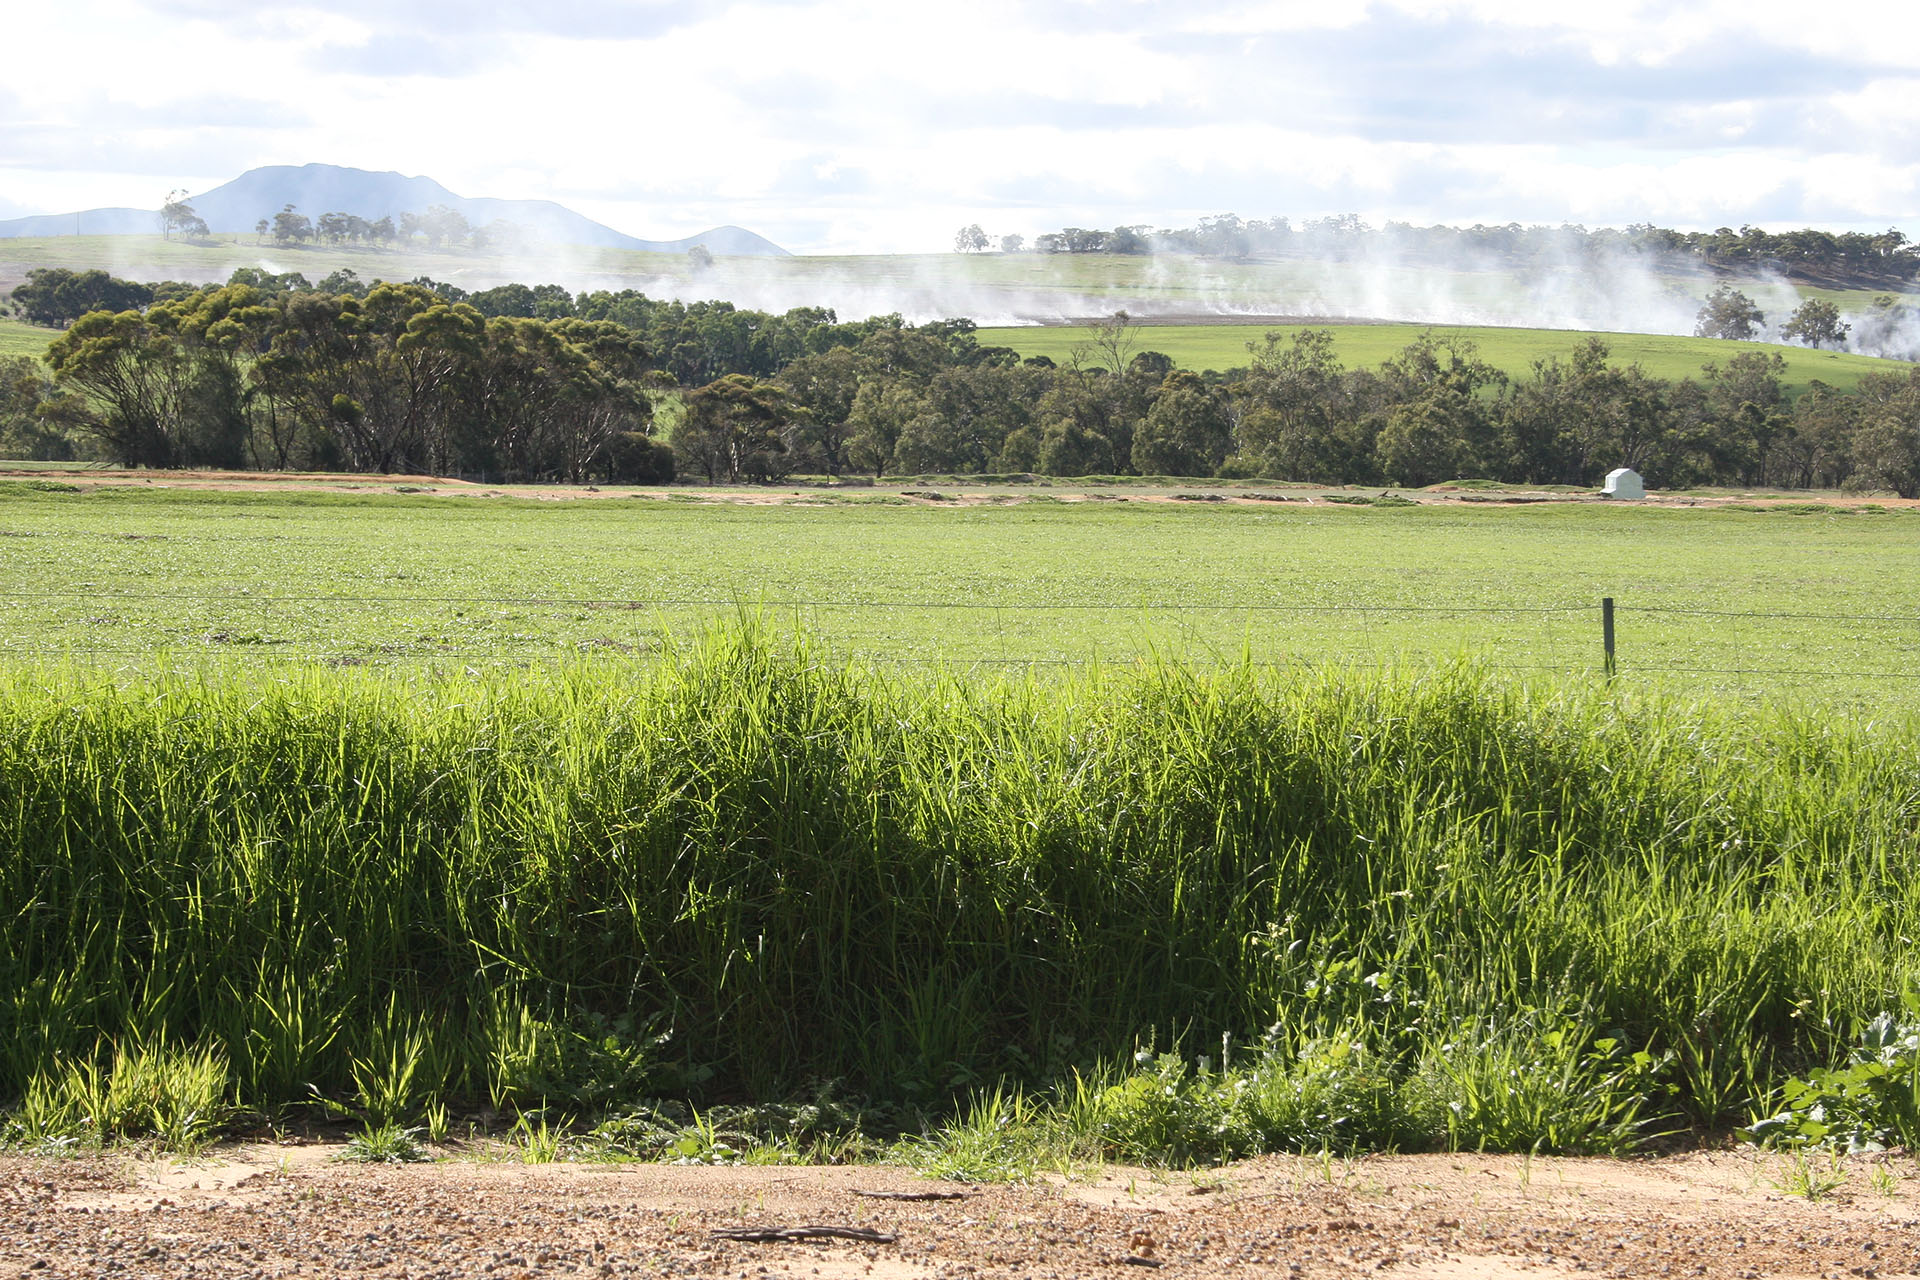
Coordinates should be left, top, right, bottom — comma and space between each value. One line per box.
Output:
14, 281, 672, 481
1013, 214, 1920, 283
763, 322, 1920, 496
255, 202, 533, 252
7, 269, 1920, 495
10, 268, 206, 328
156, 192, 540, 253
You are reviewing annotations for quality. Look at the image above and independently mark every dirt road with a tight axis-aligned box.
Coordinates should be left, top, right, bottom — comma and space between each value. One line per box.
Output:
10, 467, 1918, 512
4, 1146, 1916, 1279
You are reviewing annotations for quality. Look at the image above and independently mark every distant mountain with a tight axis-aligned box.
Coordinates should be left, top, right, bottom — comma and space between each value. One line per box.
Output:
0, 208, 157, 237
0, 163, 789, 256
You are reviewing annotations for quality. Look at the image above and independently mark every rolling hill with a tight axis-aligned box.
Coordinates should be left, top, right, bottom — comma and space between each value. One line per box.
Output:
0, 164, 787, 257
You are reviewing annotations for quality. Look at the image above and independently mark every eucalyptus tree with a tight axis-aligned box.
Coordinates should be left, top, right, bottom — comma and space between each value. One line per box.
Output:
676, 375, 798, 483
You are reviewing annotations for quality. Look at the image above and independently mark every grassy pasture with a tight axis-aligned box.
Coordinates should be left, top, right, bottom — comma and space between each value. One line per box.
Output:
0, 317, 52, 363
0, 233, 693, 294
0, 482, 1916, 710
978, 321, 1906, 394
5, 235, 1911, 325
4, 485, 1920, 1156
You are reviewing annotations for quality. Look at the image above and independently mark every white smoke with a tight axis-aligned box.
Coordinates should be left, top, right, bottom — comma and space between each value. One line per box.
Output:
17, 228, 1916, 363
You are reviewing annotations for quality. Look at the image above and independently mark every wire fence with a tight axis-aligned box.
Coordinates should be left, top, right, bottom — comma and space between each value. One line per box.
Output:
1, 589, 1914, 699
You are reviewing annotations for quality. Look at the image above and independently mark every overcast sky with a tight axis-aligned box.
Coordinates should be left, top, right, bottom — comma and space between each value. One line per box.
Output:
3, 0, 1917, 253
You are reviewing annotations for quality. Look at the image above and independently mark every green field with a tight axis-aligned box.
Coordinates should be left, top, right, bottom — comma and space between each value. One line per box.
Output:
1, 482, 1916, 709
6, 481, 1920, 1158
979, 321, 1906, 393
5, 235, 1911, 326
0, 234, 693, 296
0, 317, 51, 363
3, 308, 1904, 395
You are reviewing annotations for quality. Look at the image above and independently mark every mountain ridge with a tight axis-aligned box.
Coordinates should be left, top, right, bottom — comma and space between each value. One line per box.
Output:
0, 163, 788, 257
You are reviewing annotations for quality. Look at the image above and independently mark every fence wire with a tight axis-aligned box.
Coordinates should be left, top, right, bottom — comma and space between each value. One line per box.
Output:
0, 590, 1913, 692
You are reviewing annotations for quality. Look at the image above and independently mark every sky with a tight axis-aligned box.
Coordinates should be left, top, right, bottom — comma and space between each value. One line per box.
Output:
2, 0, 1918, 254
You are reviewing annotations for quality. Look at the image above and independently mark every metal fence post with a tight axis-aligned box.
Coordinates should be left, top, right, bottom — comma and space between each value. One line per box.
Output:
1602, 597, 1616, 680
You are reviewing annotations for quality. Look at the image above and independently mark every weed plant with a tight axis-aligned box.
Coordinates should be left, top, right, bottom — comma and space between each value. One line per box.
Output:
3, 626, 1919, 1158
339, 1121, 431, 1163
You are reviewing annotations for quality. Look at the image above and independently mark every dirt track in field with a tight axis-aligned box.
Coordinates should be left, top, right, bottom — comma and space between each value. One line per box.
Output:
7, 467, 1919, 512
5, 1146, 1919, 1279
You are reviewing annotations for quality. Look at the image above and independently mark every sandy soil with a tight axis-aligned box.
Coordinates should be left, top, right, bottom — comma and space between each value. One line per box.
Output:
3, 1146, 1917, 1279
7, 467, 1918, 512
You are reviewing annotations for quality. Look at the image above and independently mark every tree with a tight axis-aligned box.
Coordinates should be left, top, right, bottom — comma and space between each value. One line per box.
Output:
44, 287, 273, 469
469, 283, 540, 318
251, 283, 484, 474
1694, 285, 1764, 340
0, 355, 87, 460
1852, 414, 1920, 498
316, 269, 368, 299
603, 432, 675, 484
1500, 338, 1670, 485
954, 224, 988, 254
271, 204, 313, 245
255, 219, 268, 243
419, 205, 469, 250
1781, 298, 1850, 350
845, 380, 922, 477
999, 234, 1024, 254
1848, 369, 1920, 497
46, 308, 184, 465
1034, 373, 1123, 476
1196, 214, 1250, 260
317, 211, 354, 243
1376, 397, 1474, 487
1696, 350, 1789, 484
1783, 379, 1857, 489
1131, 372, 1230, 475
159, 191, 207, 240
893, 364, 1036, 473
464, 317, 630, 481
226, 267, 310, 296
1371, 334, 1505, 485
1234, 328, 1350, 480
675, 375, 797, 483
1079, 310, 1138, 377
11, 268, 152, 328
776, 346, 864, 474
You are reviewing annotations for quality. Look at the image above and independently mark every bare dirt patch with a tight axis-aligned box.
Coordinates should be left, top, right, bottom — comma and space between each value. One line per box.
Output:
7, 467, 1918, 512
4, 1147, 1918, 1278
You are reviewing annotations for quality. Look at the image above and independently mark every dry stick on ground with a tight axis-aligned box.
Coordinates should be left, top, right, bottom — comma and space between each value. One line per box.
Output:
711, 1226, 900, 1244
850, 1189, 976, 1202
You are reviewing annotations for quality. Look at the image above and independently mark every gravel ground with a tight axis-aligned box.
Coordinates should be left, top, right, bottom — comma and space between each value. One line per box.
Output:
4, 1145, 1919, 1279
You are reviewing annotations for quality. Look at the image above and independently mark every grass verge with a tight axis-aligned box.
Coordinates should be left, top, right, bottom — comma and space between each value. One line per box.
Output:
3, 626, 1918, 1160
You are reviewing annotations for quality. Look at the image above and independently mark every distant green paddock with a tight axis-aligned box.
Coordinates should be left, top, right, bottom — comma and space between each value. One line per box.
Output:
6, 235, 1913, 334
0, 482, 1916, 710
978, 322, 1906, 394
0, 318, 52, 363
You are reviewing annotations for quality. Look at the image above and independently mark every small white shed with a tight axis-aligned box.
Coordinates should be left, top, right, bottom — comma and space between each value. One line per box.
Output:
1603, 468, 1645, 500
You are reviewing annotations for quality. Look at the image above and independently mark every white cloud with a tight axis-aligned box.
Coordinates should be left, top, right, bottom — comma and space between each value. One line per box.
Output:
3, 0, 1918, 251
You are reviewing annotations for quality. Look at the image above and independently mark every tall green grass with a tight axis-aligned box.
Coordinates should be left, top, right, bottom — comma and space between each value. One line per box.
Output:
3, 626, 1917, 1151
